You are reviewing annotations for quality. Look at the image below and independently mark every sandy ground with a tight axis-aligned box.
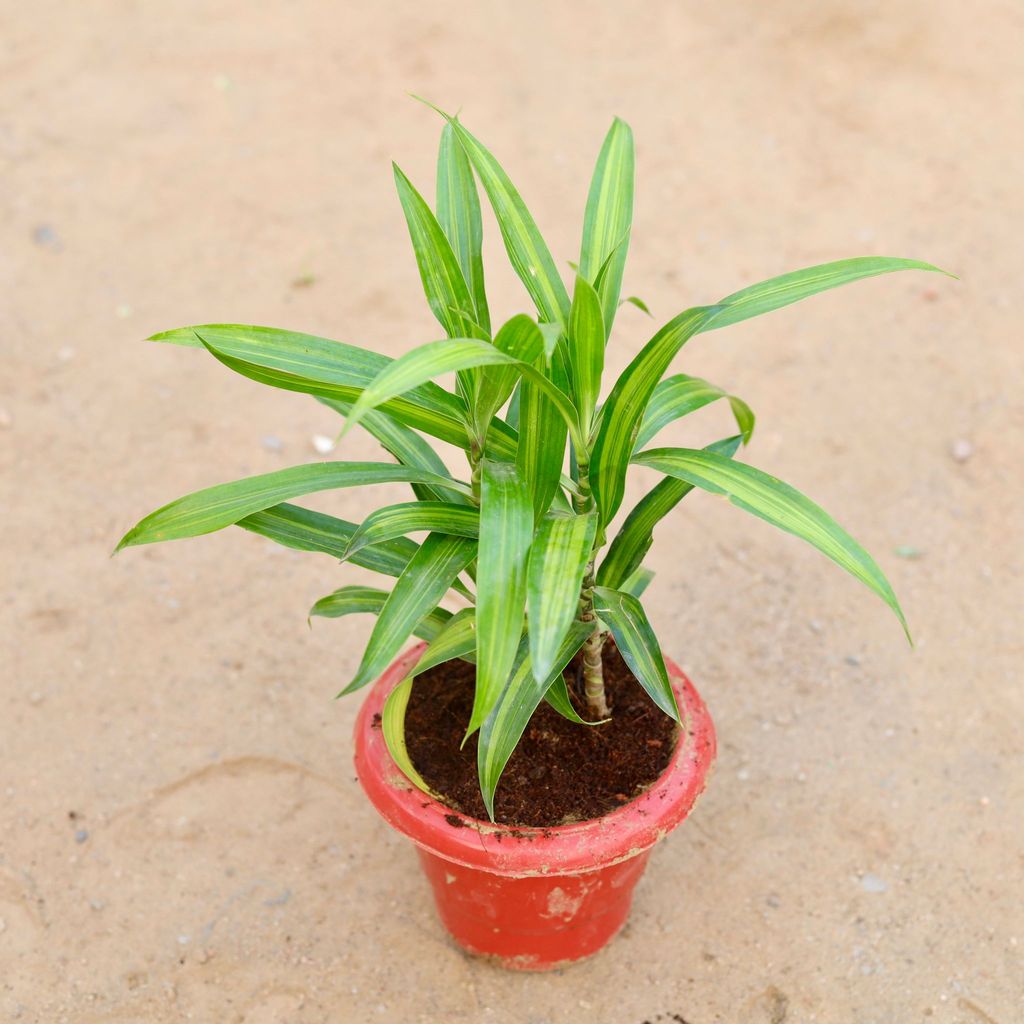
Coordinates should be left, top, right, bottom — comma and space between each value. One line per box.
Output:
2, 2, 1022, 1021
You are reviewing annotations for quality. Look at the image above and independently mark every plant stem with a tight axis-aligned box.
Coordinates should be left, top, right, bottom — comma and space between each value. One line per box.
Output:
578, 559, 610, 718
573, 458, 610, 719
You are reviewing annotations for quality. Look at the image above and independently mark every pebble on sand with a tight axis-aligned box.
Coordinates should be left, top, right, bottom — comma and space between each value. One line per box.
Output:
312, 433, 335, 454
32, 224, 62, 250
860, 873, 888, 893
894, 545, 925, 560
950, 438, 974, 463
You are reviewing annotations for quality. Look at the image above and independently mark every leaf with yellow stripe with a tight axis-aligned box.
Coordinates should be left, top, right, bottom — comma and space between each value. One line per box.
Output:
566, 275, 605, 431
437, 122, 490, 333
598, 435, 743, 590
476, 620, 592, 819
342, 337, 584, 451
116, 462, 472, 551
631, 447, 909, 639
703, 256, 951, 333
343, 502, 480, 561
381, 676, 435, 796
467, 460, 533, 736
404, 608, 478, 676
341, 533, 477, 695
590, 305, 721, 525
308, 585, 451, 641
526, 510, 597, 682
420, 100, 570, 327
580, 117, 634, 337
592, 586, 679, 720
634, 374, 754, 452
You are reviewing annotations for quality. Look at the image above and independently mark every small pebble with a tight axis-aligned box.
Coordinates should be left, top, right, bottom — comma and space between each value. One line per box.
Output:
89, 899, 104, 911
844, 655, 861, 667
261, 434, 284, 453
950, 438, 973, 463
56, 345, 76, 363
894, 545, 924, 560
808, 619, 823, 634
177, 934, 191, 945
312, 433, 335, 454
115, 304, 133, 319
32, 224, 61, 250
28, 691, 44, 705
860, 873, 888, 893
0, 407, 11, 429
74, 829, 89, 844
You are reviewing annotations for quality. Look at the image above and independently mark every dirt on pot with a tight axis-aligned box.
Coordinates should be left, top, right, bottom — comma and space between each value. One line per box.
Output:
405, 641, 678, 826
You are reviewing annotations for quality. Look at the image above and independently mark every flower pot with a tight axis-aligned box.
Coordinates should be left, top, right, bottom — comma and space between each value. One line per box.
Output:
353, 643, 716, 971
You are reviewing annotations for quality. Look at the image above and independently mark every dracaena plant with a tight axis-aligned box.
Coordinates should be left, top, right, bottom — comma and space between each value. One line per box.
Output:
117, 104, 948, 819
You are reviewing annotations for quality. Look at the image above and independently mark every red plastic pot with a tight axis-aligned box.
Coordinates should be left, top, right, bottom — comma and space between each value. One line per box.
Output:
353, 643, 716, 970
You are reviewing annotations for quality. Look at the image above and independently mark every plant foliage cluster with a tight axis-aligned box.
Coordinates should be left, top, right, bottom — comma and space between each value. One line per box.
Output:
119, 103, 946, 818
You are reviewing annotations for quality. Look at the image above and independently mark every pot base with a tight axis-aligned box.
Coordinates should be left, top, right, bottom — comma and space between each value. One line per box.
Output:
417, 846, 652, 970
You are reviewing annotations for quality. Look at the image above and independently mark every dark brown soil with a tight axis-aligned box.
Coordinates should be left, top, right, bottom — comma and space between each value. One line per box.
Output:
404, 640, 678, 827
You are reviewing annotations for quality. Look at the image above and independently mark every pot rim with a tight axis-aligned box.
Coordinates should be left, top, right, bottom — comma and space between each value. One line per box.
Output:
353, 643, 716, 877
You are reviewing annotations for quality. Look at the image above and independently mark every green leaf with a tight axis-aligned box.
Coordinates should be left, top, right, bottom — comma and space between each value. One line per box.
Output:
592, 587, 678, 720
468, 460, 533, 735
152, 324, 473, 451
473, 315, 545, 439
703, 256, 951, 333
239, 502, 417, 577
590, 305, 721, 525
634, 374, 755, 452
537, 322, 562, 361
620, 565, 655, 598
621, 295, 651, 316
544, 674, 607, 725
527, 510, 597, 682
631, 447, 909, 638
344, 502, 479, 560
343, 337, 583, 450
342, 533, 477, 695
580, 117, 634, 337
566, 275, 605, 430
309, 585, 451, 641
382, 675, 434, 796
477, 620, 592, 819
598, 435, 742, 589
116, 462, 472, 551
404, 607, 478, 676
393, 163, 481, 340
428, 105, 570, 327
516, 358, 570, 521
437, 122, 490, 334
318, 396, 469, 506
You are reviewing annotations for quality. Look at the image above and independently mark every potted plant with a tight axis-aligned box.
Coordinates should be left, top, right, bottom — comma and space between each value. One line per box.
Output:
117, 104, 949, 970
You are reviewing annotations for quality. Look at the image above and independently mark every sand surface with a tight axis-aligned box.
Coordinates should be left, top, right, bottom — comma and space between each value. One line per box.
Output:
2, 2, 1022, 1021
